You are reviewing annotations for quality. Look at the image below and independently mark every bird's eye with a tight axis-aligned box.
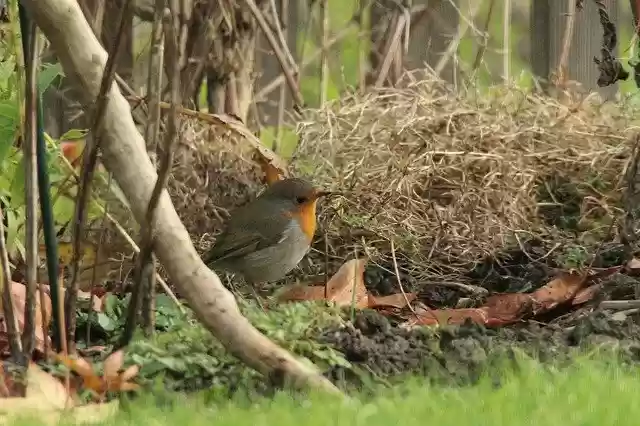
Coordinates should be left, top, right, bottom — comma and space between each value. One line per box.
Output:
296, 196, 308, 204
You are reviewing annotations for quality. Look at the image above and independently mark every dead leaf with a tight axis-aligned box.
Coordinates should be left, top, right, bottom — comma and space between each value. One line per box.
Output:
103, 350, 124, 380
278, 259, 369, 308
625, 258, 640, 275
54, 350, 140, 400
403, 269, 617, 328
369, 292, 417, 309
530, 272, 590, 313
0, 363, 117, 425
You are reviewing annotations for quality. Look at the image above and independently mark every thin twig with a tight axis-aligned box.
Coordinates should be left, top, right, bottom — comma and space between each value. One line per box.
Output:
141, 0, 166, 336
0, 203, 22, 358
21, 12, 39, 359
273, 0, 290, 152
390, 240, 418, 319
52, 139, 185, 313
244, 0, 304, 108
256, 25, 367, 101
373, 13, 405, 88
502, 0, 511, 83
67, 0, 135, 352
269, 0, 297, 72
554, 0, 577, 88
434, 0, 483, 77
470, 0, 496, 76
121, 1, 183, 348
319, 0, 330, 103
599, 300, 640, 310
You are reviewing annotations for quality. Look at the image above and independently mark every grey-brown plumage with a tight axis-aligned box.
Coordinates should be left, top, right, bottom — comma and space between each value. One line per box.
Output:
203, 178, 325, 284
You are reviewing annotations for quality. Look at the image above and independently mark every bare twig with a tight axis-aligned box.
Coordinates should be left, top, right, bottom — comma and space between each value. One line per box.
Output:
257, 25, 367, 101
0, 203, 22, 358
434, 0, 483, 77
53, 138, 185, 314
121, 0, 184, 347
319, 0, 330, 103
66, 0, 135, 352
269, 0, 297, 72
273, 0, 289, 152
21, 15, 39, 358
600, 300, 640, 310
374, 13, 406, 88
140, 0, 166, 336
244, 0, 304, 108
502, 0, 511, 83
470, 0, 496, 76
554, 0, 577, 88
390, 240, 418, 318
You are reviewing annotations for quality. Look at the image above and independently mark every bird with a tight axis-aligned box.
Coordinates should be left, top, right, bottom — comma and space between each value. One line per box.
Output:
202, 177, 330, 300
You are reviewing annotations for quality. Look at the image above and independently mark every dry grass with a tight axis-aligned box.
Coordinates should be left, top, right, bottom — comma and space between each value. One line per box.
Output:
290, 75, 638, 282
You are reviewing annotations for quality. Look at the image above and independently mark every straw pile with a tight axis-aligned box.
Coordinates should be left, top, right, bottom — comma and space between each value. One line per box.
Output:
292, 76, 637, 280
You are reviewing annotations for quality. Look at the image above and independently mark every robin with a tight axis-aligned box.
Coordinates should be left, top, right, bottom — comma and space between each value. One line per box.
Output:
202, 178, 329, 298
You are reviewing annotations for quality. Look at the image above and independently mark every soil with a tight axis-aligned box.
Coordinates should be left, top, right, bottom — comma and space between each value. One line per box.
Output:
319, 242, 640, 390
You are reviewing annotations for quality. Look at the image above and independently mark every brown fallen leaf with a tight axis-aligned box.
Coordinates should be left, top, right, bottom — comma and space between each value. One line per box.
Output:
625, 257, 640, 275
369, 292, 417, 309
403, 268, 620, 328
278, 259, 369, 308
55, 349, 140, 401
253, 149, 287, 185
0, 363, 117, 425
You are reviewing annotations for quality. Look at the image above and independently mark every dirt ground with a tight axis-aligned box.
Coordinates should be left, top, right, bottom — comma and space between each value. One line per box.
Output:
318, 243, 640, 388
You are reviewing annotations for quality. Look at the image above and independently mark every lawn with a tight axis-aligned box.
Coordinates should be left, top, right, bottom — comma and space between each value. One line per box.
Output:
10, 358, 639, 425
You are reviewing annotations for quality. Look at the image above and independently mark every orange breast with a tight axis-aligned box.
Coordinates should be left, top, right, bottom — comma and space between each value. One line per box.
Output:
289, 199, 318, 243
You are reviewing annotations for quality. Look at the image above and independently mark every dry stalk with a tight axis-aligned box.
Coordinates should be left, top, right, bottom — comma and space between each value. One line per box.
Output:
244, 0, 303, 108
21, 15, 38, 358
390, 240, 418, 319
434, 0, 484, 77
0, 203, 22, 358
269, 0, 297, 72
502, 0, 511, 83
553, 0, 577, 89
273, 0, 290, 152
374, 12, 406, 88
55, 143, 185, 313
319, 0, 330, 104
67, 0, 135, 352
470, 0, 496, 76
140, 0, 166, 336
121, 0, 184, 347
256, 24, 367, 102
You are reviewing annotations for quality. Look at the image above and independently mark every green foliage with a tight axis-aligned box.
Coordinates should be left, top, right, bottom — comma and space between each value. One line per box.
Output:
80, 299, 351, 396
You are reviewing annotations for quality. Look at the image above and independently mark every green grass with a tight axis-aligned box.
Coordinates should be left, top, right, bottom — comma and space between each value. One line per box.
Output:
10, 358, 640, 425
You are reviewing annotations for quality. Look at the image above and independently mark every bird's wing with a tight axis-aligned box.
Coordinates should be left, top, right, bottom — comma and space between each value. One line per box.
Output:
202, 200, 291, 266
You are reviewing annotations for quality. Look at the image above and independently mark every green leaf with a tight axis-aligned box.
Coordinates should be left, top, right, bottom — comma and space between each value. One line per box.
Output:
37, 63, 64, 93
0, 101, 18, 164
59, 128, 88, 141
52, 195, 76, 225
96, 312, 117, 332
9, 159, 25, 208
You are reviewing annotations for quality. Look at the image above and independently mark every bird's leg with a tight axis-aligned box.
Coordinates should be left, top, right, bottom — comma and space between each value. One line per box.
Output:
246, 280, 266, 311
